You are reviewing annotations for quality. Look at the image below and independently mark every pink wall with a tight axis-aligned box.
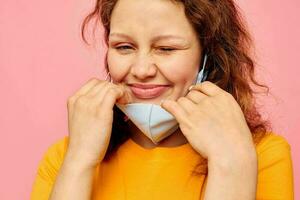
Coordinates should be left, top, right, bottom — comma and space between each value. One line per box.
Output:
0, 0, 298, 199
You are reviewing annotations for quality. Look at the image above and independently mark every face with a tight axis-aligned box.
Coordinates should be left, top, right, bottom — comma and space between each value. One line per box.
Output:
107, 0, 202, 104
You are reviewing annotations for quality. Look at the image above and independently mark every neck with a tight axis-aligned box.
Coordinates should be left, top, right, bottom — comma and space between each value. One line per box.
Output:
127, 121, 188, 149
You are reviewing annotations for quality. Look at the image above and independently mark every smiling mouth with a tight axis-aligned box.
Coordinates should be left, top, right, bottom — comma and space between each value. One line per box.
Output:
128, 84, 171, 99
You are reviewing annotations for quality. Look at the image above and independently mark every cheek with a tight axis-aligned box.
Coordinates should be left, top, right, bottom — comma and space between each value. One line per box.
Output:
107, 51, 129, 82
161, 56, 199, 85
159, 55, 199, 99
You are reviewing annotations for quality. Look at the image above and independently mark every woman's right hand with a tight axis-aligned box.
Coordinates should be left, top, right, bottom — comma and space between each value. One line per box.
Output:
65, 78, 131, 168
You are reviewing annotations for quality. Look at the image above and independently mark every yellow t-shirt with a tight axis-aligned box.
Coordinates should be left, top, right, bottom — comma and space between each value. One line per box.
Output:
30, 132, 294, 200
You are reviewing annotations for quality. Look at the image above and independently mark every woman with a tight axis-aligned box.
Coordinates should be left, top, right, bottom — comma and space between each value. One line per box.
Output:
30, 0, 294, 199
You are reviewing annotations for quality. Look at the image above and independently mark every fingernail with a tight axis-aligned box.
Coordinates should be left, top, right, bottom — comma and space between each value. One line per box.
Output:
188, 85, 194, 91
159, 99, 165, 106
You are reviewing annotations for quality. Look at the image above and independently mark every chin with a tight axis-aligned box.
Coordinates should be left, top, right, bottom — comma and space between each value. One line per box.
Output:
131, 98, 162, 105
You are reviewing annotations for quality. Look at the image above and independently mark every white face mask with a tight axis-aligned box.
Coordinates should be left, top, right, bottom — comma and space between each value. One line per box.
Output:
115, 54, 208, 144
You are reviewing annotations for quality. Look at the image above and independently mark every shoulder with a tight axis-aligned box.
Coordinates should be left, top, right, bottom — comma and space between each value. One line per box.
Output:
31, 136, 70, 198
255, 132, 291, 154
35, 136, 69, 184
254, 132, 294, 199
255, 131, 293, 171
42, 136, 69, 163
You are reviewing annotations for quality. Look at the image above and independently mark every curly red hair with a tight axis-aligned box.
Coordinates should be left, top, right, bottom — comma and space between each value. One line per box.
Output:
80, 0, 272, 175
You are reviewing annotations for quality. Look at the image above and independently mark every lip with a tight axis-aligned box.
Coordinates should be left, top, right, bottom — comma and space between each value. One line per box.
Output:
129, 83, 168, 89
128, 83, 170, 99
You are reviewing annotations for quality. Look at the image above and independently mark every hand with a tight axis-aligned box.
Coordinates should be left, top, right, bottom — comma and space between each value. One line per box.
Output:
161, 81, 256, 164
66, 78, 132, 168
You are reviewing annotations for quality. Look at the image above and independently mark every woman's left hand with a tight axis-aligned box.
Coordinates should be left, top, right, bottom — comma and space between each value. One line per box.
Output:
161, 81, 256, 164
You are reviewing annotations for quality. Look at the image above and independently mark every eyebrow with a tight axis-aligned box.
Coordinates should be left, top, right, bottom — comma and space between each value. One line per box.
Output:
109, 32, 187, 43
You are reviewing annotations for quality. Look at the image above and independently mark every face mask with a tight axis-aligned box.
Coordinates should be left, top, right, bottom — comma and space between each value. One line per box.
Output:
115, 54, 208, 145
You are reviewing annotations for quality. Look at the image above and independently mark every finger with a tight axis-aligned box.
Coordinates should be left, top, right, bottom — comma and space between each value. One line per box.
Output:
185, 90, 207, 104
161, 99, 190, 125
72, 78, 101, 98
85, 81, 109, 97
67, 78, 100, 120
100, 87, 127, 110
92, 83, 132, 108
91, 83, 122, 104
177, 97, 196, 115
116, 83, 133, 104
189, 81, 222, 97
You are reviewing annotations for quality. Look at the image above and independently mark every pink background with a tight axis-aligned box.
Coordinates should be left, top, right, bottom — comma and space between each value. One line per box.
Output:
0, 0, 299, 199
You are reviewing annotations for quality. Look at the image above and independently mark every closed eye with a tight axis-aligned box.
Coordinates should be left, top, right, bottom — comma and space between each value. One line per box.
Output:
115, 45, 133, 50
159, 47, 175, 51
114, 46, 176, 52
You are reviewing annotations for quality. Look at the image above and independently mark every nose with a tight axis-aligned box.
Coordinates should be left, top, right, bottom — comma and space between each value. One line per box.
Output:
130, 52, 157, 80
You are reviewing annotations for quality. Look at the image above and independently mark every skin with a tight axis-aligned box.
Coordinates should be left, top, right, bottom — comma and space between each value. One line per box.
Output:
107, 0, 201, 148
49, 0, 258, 199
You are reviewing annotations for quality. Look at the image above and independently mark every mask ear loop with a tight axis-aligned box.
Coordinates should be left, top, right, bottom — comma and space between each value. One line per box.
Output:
201, 54, 208, 82
104, 72, 113, 83
193, 53, 208, 85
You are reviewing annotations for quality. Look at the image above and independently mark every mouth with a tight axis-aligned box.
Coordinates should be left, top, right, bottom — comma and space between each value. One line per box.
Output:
128, 83, 171, 99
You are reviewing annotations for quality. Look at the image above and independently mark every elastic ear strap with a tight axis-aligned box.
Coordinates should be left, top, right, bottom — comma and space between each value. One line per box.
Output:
104, 72, 110, 81
105, 72, 113, 82
202, 54, 208, 71
202, 54, 208, 82
194, 54, 208, 84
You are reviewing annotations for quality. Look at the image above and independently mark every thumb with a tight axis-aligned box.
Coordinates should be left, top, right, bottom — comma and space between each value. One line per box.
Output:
116, 83, 132, 104
160, 99, 189, 125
